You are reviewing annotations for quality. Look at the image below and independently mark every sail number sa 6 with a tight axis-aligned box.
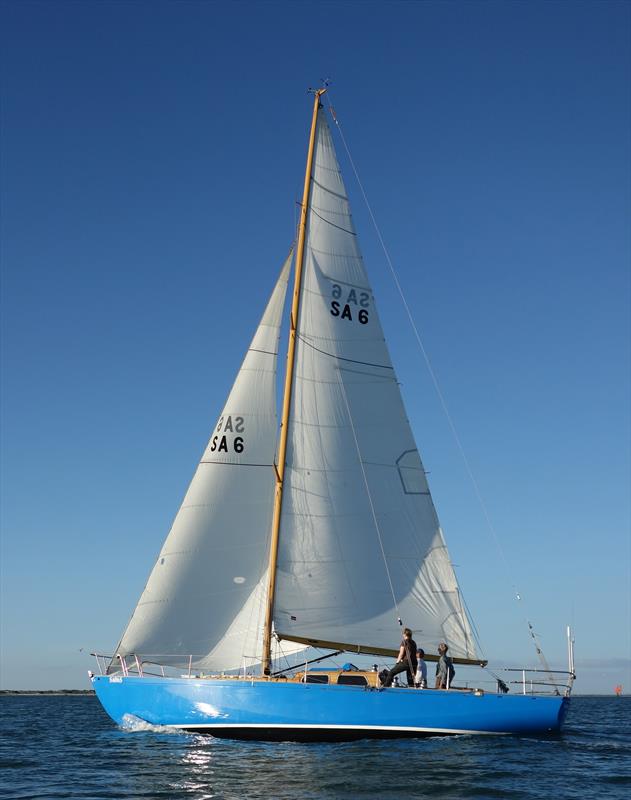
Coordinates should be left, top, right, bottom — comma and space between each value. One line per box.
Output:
330, 283, 370, 324
210, 415, 244, 454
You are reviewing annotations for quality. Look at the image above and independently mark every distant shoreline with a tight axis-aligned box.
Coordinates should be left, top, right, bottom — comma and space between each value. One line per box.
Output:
0, 689, 95, 696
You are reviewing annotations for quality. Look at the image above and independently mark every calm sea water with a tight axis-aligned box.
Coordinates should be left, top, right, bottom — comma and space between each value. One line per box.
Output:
1, 695, 629, 800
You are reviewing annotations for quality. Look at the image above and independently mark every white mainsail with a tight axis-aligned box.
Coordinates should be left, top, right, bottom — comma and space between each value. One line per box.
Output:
116, 253, 293, 671
274, 110, 479, 660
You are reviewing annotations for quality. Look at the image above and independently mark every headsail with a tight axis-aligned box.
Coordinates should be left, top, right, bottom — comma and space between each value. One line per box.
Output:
115, 252, 293, 671
274, 110, 479, 661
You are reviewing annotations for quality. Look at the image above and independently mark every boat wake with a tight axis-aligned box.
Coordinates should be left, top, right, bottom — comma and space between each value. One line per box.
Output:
120, 713, 181, 735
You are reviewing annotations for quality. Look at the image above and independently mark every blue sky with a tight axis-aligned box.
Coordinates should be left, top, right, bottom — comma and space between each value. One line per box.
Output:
1, 0, 629, 692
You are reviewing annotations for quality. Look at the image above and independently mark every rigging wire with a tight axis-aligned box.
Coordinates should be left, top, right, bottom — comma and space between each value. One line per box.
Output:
459, 588, 486, 659
324, 92, 554, 677
273, 636, 307, 675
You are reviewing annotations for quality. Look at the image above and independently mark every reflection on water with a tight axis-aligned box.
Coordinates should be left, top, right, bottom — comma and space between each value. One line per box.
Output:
0, 696, 629, 800
177, 743, 215, 798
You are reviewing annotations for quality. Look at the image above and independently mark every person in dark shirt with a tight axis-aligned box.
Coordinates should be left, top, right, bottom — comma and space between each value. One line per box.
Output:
382, 628, 417, 687
435, 642, 455, 689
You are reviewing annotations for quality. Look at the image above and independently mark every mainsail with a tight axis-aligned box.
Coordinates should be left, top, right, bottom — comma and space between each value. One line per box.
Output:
274, 110, 479, 661
115, 253, 293, 671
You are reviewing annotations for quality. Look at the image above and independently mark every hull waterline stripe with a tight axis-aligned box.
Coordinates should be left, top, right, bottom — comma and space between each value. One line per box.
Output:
167, 722, 504, 735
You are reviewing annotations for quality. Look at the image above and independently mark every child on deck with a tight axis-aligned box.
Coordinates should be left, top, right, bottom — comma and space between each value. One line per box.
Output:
414, 648, 427, 688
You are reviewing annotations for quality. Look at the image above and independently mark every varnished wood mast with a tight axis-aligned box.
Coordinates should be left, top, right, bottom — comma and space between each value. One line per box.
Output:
261, 89, 326, 675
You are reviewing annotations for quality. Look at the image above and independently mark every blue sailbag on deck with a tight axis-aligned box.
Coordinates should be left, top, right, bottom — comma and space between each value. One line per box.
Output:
92, 93, 571, 739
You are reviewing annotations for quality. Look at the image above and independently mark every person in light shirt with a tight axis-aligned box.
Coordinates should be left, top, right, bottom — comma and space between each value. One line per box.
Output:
414, 648, 427, 688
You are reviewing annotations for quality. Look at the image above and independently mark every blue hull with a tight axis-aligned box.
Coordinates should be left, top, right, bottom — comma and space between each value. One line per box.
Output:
92, 675, 569, 740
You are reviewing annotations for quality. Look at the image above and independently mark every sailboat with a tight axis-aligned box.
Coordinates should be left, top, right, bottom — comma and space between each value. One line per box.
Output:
91, 90, 574, 740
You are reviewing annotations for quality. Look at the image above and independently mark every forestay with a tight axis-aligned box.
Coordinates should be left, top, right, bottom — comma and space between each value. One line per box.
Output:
274, 110, 479, 660
115, 254, 293, 671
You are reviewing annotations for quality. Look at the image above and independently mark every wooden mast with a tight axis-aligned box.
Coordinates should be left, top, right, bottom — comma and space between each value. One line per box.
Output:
261, 89, 326, 675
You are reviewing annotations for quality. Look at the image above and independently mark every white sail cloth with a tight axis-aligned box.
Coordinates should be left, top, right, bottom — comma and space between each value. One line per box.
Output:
116, 254, 294, 671
274, 111, 479, 660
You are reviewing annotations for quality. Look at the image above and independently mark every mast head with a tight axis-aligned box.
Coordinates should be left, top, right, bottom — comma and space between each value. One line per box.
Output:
307, 81, 329, 105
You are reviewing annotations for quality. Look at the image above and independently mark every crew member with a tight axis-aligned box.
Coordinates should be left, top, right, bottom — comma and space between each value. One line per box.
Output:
383, 628, 417, 687
435, 642, 455, 689
414, 648, 427, 688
